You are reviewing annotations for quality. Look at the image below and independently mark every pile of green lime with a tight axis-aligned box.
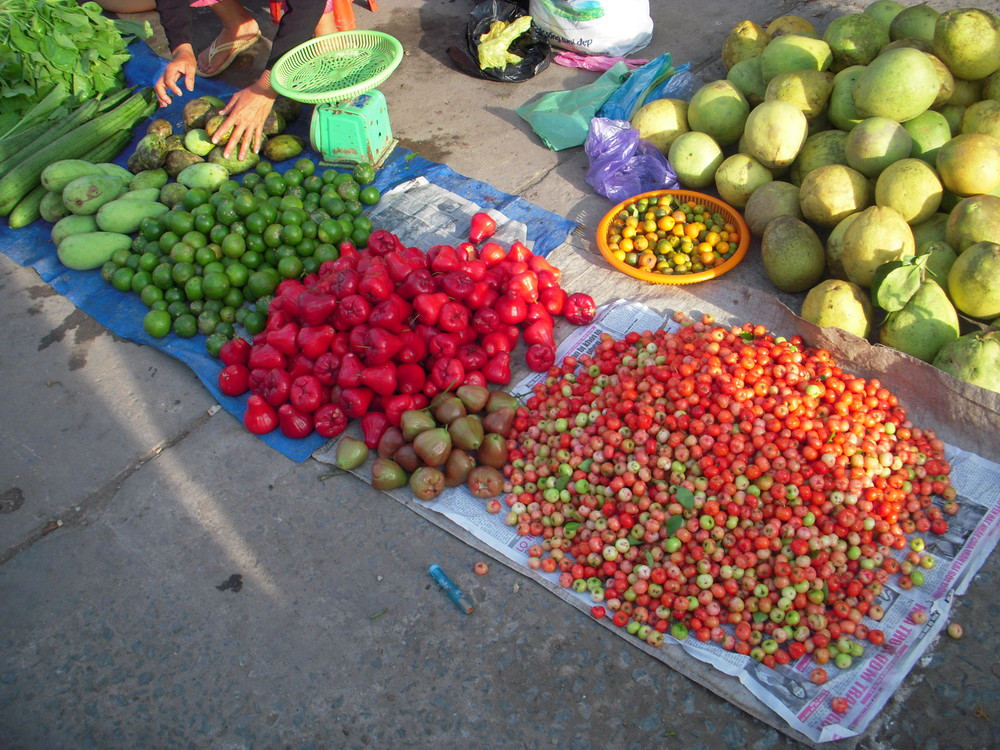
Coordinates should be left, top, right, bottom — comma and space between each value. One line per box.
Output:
99, 157, 382, 353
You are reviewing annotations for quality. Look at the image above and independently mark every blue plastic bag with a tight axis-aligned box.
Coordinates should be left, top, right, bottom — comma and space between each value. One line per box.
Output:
598, 54, 698, 122
584, 117, 679, 202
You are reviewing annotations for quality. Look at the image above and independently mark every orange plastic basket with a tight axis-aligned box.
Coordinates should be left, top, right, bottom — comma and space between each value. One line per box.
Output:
596, 189, 751, 285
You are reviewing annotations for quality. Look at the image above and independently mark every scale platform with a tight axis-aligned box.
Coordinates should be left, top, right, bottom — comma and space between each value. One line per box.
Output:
271, 31, 404, 167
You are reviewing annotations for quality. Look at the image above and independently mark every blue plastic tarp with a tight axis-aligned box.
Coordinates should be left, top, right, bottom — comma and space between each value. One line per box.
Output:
0, 40, 576, 462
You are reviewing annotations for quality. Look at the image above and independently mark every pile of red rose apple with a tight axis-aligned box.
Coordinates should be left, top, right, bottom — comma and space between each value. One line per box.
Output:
214, 211, 596, 440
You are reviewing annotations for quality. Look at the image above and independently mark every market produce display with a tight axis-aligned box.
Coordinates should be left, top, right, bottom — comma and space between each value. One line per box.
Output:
501, 314, 954, 674
639, 3, 1000, 392
219, 215, 598, 452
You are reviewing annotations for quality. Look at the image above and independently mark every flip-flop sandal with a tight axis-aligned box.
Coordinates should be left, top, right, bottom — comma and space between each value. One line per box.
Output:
198, 31, 263, 78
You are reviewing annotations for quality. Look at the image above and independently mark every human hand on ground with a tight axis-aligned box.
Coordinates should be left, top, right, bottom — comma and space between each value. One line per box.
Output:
154, 44, 198, 107
215, 71, 278, 161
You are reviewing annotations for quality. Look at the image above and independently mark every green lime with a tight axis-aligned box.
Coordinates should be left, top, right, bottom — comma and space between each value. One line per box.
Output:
187, 299, 204, 316
111, 248, 131, 267
278, 195, 304, 212
222, 287, 244, 309
203, 299, 223, 314
194, 212, 216, 235
150, 300, 168, 312
138, 251, 160, 272
255, 294, 274, 315
111, 267, 134, 292
132, 236, 149, 254
343, 199, 363, 217
195, 245, 220, 267
314, 243, 339, 263
352, 162, 375, 185
144, 309, 172, 338
294, 157, 315, 176
182, 230, 208, 249
165, 210, 195, 235
214, 320, 236, 339
263, 172, 286, 196
202, 261, 226, 276
296, 237, 316, 257
167, 300, 189, 319
280, 207, 307, 226
276, 254, 303, 279
205, 332, 229, 358
219, 305, 237, 324
170, 242, 196, 264
275, 244, 297, 260
173, 313, 198, 338
164, 287, 185, 304
243, 310, 266, 334
246, 269, 278, 300
208, 223, 228, 244
182, 188, 210, 210
140, 284, 164, 307
352, 215, 372, 235
234, 192, 257, 217
262, 224, 283, 248
159, 230, 181, 251
215, 200, 239, 226
245, 211, 267, 234
303, 175, 324, 194
283, 168, 304, 187
256, 160, 274, 176
321, 168, 339, 184
301, 256, 320, 275
101, 261, 117, 284
150, 263, 175, 290
299, 219, 318, 239
321, 195, 346, 216
125, 253, 141, 270
258, 201, 278, 224
130, 270, 153, 294
225, 262, 249, 288
229, 220, 248, 238
337, 217, 355, 237
219, 179, 240, 193
264, 249, 278, 267
202, 272, 231, 300
336, 179, 360, 201
183, 275, 204, 301
280, 223, 303, 246
198, 310, 222, 336
333, 172, 354, 186
141, 217, 165, 241
351, 226, 370, 249
235, 307, 250, 325
245, 234, 266, 255
359, 185, 381, 206
242, 172, 262, 190
192, 202, 216, 218
221, 233, 246, 258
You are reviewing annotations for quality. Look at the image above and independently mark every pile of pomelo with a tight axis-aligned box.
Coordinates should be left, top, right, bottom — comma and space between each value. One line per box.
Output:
629, 1, 1000, 393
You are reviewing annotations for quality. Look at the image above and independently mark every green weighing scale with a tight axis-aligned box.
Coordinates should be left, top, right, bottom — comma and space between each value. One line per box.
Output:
271, 31, 404, 168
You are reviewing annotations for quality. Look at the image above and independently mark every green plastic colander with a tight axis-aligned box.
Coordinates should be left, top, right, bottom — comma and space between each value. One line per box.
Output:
271, 31, 403, 104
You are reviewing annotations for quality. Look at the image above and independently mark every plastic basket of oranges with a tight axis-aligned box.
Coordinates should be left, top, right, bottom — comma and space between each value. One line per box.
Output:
596, 189, 750, 285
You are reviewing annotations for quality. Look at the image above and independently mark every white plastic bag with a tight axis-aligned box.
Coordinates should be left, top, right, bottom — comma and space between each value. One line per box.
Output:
528, 0, 653, 58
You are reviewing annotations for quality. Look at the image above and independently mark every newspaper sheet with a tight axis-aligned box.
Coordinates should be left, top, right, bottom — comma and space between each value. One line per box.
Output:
312, 178, 1000, 744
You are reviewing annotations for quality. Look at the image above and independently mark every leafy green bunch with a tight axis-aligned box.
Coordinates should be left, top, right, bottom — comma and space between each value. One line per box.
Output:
0, 0, 152, 134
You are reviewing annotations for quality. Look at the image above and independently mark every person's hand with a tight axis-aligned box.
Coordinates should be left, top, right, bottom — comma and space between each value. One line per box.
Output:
215, 71, 278, 161
154, 44, 198, 107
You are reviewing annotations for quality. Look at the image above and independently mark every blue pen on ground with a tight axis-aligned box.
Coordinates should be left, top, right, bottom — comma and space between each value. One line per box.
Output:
429, 564, 474, 614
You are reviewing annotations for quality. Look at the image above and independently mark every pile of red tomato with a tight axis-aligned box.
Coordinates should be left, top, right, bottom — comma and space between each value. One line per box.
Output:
214, 212, 597, 440
501, 314, 955, 671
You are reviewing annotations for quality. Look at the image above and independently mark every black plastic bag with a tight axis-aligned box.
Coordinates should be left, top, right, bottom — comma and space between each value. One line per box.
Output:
447, 0, 551, 82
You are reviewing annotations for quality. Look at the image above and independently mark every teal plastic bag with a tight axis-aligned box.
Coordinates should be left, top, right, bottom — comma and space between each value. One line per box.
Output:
515, 62, 630, 151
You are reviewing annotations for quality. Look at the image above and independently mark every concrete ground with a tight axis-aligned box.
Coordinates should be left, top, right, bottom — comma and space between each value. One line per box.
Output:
2, 0, 999, 748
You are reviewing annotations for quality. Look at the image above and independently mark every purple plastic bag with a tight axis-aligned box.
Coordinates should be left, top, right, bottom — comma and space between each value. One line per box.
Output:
584, 117, 680, 202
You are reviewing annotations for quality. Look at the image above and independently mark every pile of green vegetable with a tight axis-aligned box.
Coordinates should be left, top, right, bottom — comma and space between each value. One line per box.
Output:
0, 0, 151, 133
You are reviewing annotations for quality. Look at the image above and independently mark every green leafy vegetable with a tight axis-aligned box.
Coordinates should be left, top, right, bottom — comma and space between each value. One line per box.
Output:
0, 0, 152, 135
